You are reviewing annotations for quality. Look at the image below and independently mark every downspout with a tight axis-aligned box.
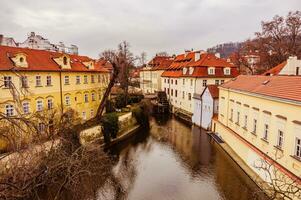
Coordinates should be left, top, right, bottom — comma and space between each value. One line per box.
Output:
59, 71, 64, 113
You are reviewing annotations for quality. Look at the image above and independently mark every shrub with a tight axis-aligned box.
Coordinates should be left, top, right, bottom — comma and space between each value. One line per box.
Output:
128, 94, 144, 104
132, 101, 150, 128
100, 112, 119, 144
105, 100, 115, 113
115, 92, 127, 109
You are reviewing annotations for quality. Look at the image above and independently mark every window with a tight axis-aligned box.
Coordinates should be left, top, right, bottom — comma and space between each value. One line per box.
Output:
225, 68, 231, 75
84, 75, 88, 84
23, 102, 30, 114
36, 76, 41, 86
190, 79, 193, 86
296, 67, 299, 76
175, 80, 177, 85
82, 112, 86, 120
46, 76, 52, 86
38, 123, 46, 133
167, 88, 170, 95
76, 76, 81, 84
236, 111, 240, 125
84, 94, 89, 103
175, 90, 178, 97
21, 76, 28, 88
36, 100, 43, 111
171, 79, 173, 84
90, 109, 94, 118
202, 80, 207, 87
295, 138, 301, 159
47, 99, 53, 110
64, 76, 70, 85
171, 89, 173, 96
63, 56, 68, 65
230, 109, 233, 121
263, 124, 269, 140
4, 76, 12, 88
244, 115, 248, 128
221, 80, 225, 84
182, 79, 185, 85
253, 119, 257, 134
188, 93, 191, 100
209, 68, 215, 75
215, 80, 219, 85
182, 91, 185, 99
92, 93, 96, 101
164, 79, 166, 83
91, 75, 95, 83
98, 75, 101, 83
65, 96, 71, 106
277, 130, 284, 148
5, 104, 14, 117
167, 79, 170, 84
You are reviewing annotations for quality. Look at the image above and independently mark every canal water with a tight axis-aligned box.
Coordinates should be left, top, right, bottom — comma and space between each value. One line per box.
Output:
98, 116, 267, 200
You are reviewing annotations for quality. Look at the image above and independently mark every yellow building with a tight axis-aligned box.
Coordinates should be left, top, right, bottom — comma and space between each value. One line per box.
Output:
0, 46, 110, 128
212, 75, 301, 198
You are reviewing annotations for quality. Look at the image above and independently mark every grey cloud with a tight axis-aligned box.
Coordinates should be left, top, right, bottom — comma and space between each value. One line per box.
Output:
0, 0, 300, 60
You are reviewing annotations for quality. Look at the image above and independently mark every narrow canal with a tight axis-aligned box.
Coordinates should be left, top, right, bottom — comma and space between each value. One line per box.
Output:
98, 116, 267, 200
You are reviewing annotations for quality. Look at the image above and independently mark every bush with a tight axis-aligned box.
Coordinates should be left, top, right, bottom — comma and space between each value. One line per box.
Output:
132, 101, 150, 128
105, 100, 115, 113
100, 113, 119, 144
128, 94, 144, 104
115, 92, 127, 109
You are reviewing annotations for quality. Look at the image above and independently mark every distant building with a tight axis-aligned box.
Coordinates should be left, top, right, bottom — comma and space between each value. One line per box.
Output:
212, 75, 301, 195
192, 85, 219, 129
161, 50, 239, 118
139, 55, 173, 94
263, 56, 301, 76
0, 32, 78, 55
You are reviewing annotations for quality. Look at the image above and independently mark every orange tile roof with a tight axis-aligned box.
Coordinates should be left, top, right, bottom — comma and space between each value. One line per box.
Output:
221, 75, 301, 103
207, 85, 219, 99
262, 61, 287, 76
0, 45, 109, 73
162, 51, 239, 78
144, 55, 173, 71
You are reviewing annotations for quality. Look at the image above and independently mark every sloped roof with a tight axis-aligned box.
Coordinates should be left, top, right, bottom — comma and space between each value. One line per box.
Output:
207, 85, 219, 99
0, 45, 109, 72
221, 75, 301, 103
262, 61, 287, 76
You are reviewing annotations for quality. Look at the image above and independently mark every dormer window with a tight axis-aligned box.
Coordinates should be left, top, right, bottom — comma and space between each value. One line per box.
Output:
189, 67, 194, 75
11, 53, 28, 68
224, 67, 231, 75
183, 67, 187, 74
63, 56, 68, 65
83, 61, 95, 69
208, 67, 215, 75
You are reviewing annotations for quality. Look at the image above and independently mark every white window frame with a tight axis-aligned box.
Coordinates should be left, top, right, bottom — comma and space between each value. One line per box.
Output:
5, 104, 14, 117
47, 99, 53, 110
277, 130, 284, 148
65, 96, 71, 106
36, 75, 41, 87
92, 93, 96, 101
295, 138, 301, 159
21, 76, 28, 88
36, 100, 43, 111
64, 76, 70, 85
46, 76, 52, 86
263, 123, 269, 140
4, 76, 12, 88
202, 80, 207, 87
22, 102, 30, 114
76, 76, 81, 84
84, 94, 89, 103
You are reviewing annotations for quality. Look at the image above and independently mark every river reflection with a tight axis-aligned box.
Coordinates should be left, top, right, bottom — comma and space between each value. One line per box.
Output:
98, 116, 267, 200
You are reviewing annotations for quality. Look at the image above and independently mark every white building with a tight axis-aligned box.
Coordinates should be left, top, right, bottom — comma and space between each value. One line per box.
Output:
0, 32, 78, 55
161, 50, 239, 119
192, 85, 219, 129
140, 55, 173, 94
263, 56, 301, 76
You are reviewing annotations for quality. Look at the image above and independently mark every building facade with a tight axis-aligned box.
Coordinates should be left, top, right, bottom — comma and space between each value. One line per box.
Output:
139, 55, 173, 94
212, 75, 301, 197
161, 50, 238, 117
0, 46, 110, 123
0, 32, 78, 55
263, 56, 301, 76
192, 85, 219, 129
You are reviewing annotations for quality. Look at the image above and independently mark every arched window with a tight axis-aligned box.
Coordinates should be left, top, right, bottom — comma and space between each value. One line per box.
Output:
20, 57, 24, 63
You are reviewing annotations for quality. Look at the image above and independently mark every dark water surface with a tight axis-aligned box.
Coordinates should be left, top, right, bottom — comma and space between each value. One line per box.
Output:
98, 116, 267, 200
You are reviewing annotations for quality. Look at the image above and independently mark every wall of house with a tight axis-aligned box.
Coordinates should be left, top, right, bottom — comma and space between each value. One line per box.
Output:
0, 71, 109, 121
280, 56, 301, 75
214, 88, 301, 180
201, 88, 214, 130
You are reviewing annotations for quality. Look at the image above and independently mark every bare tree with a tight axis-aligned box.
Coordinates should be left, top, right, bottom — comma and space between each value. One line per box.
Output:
253, 151, 301, 199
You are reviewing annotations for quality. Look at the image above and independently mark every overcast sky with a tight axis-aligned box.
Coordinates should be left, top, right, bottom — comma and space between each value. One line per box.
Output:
0, 0, 300, 60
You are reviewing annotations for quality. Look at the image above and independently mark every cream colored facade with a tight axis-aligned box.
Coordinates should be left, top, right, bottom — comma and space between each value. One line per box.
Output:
212, 87, 301, 196
139, 69, 164, 94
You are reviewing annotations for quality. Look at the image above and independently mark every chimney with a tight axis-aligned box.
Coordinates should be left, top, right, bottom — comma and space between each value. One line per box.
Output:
0, 34, 3, 44
185, 50, 191, 57
195, 51, 201, 61
215, 52, 221, 58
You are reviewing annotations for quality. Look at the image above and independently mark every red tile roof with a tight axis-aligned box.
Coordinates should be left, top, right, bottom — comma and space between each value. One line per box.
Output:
162, 51, 239, 78
143, 55, 173, 71
207, 85, 219, 99
262, 61, 287, 76
221, 75, 301, 103
0, 46, 109, 73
